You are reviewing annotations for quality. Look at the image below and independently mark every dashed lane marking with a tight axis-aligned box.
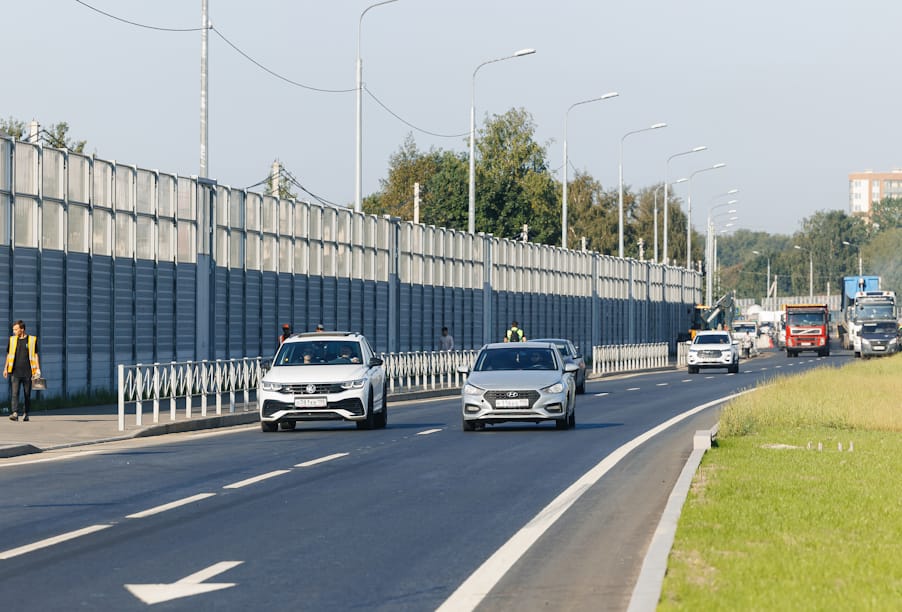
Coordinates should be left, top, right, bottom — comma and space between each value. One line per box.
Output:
126, 493, 217, 519
0, 524, 113, 560
223, 469, 291, 489
416, 429, 443, 436
656, 383, 668, 386
627, 387, 640, 391
681, 379, 692, 383
295, 453, 349, 468
594, 392, 609, 397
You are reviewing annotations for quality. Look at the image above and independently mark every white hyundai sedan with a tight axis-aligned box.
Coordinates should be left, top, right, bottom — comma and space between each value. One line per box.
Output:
459, 342, 579, 431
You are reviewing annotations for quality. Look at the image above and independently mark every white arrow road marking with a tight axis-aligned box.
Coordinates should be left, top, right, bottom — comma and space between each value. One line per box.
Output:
223, 470, 290, 489
295, 452, 349, 468
127, 493, 216, 519
125, 560, 243, 605
416, 428, 443, 436
0, 524, 112, 560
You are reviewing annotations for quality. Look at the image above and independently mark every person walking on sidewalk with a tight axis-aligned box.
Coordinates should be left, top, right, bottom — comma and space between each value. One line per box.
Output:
5, 320, 40, 422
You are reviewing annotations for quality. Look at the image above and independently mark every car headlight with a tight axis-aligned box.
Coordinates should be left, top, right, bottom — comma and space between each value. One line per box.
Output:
463, 383, 484, 396
889, 338, 898, 345
261, 381, 284, 392
541, 382, 564, 394
341, 378, 366, 390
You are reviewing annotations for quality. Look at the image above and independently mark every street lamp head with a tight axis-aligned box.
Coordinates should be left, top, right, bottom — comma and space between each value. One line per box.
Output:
650, 122, 667, 129
514, 48, 536, 57
727, 188, 740, 195
601, 91, 619, 100
842, 240, 852, 246
712, 162, 727, 169
752, 250, 760, 255
673, 177, 688, 184
691, 146, 707, 152
794, 245, 803, 251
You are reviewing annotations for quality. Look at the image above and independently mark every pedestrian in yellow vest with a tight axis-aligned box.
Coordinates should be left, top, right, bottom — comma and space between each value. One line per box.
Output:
5, 320, 40, 421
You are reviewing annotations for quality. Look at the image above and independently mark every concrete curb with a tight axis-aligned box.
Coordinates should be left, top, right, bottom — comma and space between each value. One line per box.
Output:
627, 424, 718, 612
0, 444, 41, 459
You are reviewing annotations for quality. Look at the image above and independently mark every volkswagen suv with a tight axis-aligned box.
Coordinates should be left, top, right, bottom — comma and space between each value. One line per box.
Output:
258, 331, 387, 431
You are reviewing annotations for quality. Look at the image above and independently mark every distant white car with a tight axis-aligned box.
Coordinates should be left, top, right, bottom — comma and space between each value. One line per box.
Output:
687, 330, 740, 374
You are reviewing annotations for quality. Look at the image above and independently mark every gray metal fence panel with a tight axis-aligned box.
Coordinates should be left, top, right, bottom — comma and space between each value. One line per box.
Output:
157, 262, 176, 362
64, 252, 89, 395
135, 260, 156, 364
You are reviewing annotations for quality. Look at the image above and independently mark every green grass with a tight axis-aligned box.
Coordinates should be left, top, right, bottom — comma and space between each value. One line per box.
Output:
659, 354, 902, 610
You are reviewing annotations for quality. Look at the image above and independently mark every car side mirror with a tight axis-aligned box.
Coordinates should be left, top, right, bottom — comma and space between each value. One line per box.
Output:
261, 357, 274, 373
564, 363, 579, 373
369, 357, 383, 367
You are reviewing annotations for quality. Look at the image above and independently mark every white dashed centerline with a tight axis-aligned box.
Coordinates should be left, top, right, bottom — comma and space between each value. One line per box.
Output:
416, 428, 443, 436
295, 453, 349, 468
627, 387, 640, 391
656, 383, 668, 387
0, 524, 113, 560
126, 493, 217, 519
594, 392, 609, 397
223, 470, 291, 489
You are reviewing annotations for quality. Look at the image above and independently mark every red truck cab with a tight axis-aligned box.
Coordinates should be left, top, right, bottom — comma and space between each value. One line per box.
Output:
784, 303, 830, 357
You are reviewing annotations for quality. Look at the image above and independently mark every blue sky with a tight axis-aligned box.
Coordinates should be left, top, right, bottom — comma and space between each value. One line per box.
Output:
5, 1, 901, 236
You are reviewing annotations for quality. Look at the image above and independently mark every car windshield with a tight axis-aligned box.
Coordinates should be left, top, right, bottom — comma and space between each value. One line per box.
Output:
473, 348, 558, 371
862, 321, 896, 334
694, 334, 730, 345
532, 339, 570, 357
787, 312, 826, 326
734, 324, 755, 333
274, 341, 361, 366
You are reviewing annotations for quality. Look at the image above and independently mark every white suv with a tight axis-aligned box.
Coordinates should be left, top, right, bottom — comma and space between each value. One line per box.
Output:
258, 332, 387, 431
687, 330, 740, 374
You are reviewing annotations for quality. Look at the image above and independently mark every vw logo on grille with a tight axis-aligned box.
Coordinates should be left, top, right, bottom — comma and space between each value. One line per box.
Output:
305, 384, 317, 394
506, 391, 519, 398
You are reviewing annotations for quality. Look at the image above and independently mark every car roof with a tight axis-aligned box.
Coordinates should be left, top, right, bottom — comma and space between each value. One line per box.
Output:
481, 341, 557, 350
530, 338, 571, 344
285, 331, 363, 342
695, 330, 730, 337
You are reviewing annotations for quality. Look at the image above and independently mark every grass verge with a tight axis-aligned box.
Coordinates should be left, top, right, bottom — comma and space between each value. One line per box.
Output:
659, 354, 902, 610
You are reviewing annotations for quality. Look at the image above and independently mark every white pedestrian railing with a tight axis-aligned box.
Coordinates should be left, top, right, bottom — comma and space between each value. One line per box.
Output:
591, 343, 669, 376
117, 358, 262, 431
380, 350, 478, 394
676, 341, 691, 367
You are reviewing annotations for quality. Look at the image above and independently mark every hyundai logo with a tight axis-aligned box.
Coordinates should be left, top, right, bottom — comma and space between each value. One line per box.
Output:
305, 384, 317, 394
506, 391, 519, 398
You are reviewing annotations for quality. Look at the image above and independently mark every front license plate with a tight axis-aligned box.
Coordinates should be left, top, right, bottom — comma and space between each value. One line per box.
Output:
295, 397, 327, 408
873, 346, 886, 351
495, 398, 529, 408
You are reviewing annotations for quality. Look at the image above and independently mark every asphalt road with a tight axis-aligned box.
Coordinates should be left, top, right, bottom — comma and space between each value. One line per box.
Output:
0, 348, 851, 611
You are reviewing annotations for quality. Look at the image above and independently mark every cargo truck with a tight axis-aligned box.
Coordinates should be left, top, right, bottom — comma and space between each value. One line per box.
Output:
784, 303, 830, 357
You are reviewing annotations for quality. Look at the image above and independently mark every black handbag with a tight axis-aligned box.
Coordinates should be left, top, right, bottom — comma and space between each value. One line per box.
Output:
32, 376, 47, 390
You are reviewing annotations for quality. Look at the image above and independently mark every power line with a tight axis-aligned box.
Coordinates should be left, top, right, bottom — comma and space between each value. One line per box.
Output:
75, 0, 204, 32
364, 86, 468, 139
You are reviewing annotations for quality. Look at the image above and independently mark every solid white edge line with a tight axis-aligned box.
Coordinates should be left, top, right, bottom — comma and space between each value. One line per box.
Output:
0, 450, 103, 469
436, 391, 750, 612
126, 493, 217, 519
223, 469, 291, 489
0, 524, 112, 560
295, 453, 349, 468
416, 428, 443, 436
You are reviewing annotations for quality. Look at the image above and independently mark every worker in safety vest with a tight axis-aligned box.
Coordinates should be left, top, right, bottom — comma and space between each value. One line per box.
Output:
504, 321, 526, 343
5, 320, 40, 421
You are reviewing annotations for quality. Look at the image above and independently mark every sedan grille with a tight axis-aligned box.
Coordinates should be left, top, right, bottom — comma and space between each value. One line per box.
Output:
485, 390, 540, 409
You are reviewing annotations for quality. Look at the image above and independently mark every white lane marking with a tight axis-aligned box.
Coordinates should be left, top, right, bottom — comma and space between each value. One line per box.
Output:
295, 453, 349, 468
656, 383, 668, 387
0, 450, 103, 469
705, 376, 715, 379
627, 387, 641, 391
0, 524, 112, 560
125, 560, 243, 605
223, 470, 291, 489
594, 392, 609, 397
437, 390, 753, 612
681, 379, 692, 383
126, 493, 217, 519
417, 428, 443, 436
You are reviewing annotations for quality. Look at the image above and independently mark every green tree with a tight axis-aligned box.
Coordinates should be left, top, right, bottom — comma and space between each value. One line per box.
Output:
870, 196, 902, 231
863, 227, 902, 294
475, 108, 558, 243
0, 117, 26, 139
790, 210, 866, 296
42, 122, 86, 152
566, 172, 617, 253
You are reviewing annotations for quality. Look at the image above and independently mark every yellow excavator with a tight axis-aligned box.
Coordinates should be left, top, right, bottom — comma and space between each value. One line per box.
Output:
680, 291, 736, 341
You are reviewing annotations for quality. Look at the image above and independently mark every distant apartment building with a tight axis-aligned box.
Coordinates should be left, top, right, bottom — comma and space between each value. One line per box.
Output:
848, 170, 902, 219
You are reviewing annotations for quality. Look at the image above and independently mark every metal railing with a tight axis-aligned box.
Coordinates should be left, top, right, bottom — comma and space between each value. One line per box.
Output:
117, 358, 262, 431
380, 350, 478, 393
591, 343, 669, 376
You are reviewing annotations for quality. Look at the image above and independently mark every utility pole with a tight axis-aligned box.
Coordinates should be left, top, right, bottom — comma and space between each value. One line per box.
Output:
200, 0, 209, 177
270, 160, 281, 196
413, 182, 420, 224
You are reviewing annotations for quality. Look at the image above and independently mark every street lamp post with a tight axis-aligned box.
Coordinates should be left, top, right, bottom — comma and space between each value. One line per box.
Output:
562, 92, 619, 247
468, 48, 536, 234
794, 245, 814, 298
651, 178, 687, 263
842, 240, 862, 276
705, 200, 738, 305
356, 0, 399, 213
752, 250, 771, 299
686, 163, 727, 269
663, 146, 706, 264
618, 123, 667, 258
